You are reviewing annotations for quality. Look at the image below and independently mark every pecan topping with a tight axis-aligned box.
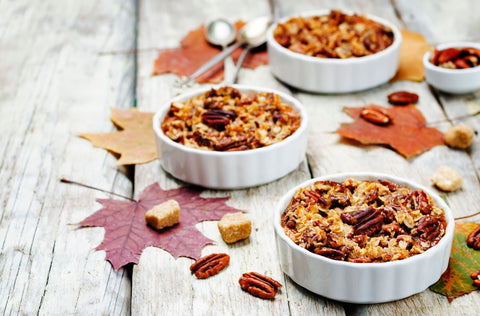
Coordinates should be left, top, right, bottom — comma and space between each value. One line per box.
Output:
404, 190, 432, 214
467, 224, 480, 250
239, 272, 282, 299
189, 253, 230, 279
214, 136, 248, 151
201, 109, 237, 131
360, 106, 392, 125
341, 207, 384, 236
387, 91, 419, 105
314, 247, 346, 261
471, 270, 480, 287
416, 216, 441, 241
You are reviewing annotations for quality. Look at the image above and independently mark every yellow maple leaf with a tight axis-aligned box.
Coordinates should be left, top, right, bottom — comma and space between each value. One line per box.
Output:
79, 108, 157, 165
391, 29, 431, 82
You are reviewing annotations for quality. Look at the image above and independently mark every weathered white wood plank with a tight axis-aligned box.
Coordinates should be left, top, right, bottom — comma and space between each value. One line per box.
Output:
133, 0, 348, 314
0, 0, 135, 314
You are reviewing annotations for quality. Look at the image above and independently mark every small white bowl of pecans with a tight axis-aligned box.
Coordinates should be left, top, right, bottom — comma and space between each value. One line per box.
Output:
267, 10, 402, 93
273, 172, 454, 303
423, 42, 480, 94
152, 85, 308, 189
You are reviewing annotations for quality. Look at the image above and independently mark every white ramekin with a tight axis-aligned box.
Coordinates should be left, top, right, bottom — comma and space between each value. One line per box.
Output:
152, 85, 308, 189
267, 10, 402, 93
423, 42, 480, 94
273, 172, 454, 303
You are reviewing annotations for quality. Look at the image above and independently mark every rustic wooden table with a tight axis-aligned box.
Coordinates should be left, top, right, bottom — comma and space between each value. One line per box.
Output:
2, 0, 480, 314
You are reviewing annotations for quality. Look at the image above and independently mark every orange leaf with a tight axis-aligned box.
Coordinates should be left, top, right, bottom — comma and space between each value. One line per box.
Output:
337, 104, 445, 158
79, 108, 157, 165
152, 22, 268, 83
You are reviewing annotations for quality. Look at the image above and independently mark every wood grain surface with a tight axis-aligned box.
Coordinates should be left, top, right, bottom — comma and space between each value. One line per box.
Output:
1, 0, 479, 314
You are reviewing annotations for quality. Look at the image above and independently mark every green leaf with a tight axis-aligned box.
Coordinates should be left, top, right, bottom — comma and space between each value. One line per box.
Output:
430, 222, 480, 302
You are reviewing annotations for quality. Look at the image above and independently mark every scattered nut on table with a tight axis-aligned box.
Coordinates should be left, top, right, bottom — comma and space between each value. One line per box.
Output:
444, 124, 474, 149
145, 199, 180, 230
431, 166, 463, 192
218, 212, 252, 243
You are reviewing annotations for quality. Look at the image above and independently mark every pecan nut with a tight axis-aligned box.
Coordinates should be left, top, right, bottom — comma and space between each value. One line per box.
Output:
467, 224, 480, 250
189, 253, 230, 279
387, 91, 419, 105
314, 247, 345, 260
471, 270, 480, 287
360, 106, 392, 125
341, 207, 384, 236
416, 216, 441, 241
404, 190, 432, 214
239, 272, 282, 299
201, 109, 237, 131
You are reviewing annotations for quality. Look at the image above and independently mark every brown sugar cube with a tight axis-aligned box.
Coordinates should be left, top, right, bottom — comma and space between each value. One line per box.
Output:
431, 166, 463, 192
145, 199, 180, 230
444, 124, 474, 149
217, 212, 251, 243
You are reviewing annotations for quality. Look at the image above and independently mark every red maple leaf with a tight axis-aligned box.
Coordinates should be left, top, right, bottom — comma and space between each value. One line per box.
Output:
152, 22, 268, 83
337, 104, 445, 158
79, 183, 241, 270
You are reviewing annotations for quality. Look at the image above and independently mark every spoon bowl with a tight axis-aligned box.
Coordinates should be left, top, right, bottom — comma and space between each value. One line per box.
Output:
205, 18, 236, 47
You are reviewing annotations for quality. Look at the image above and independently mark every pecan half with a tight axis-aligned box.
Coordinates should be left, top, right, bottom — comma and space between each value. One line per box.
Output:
437, 48, 462, 64
416, 216, 441, 241
341, 207, 384, 236
239, 272, 282, 299
387, 91, 419, 105
314, 247, 346, 260
201, 109, 237, 131
360, 106, 392, 125
471, 270, 480, 287
404, 190, 432, 214
190, 253, 230, 279
467, 224, 480, 250
214, 136, 249, 151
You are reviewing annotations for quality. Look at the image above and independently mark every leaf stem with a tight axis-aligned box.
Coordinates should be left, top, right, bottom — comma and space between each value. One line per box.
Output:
455, 211, 480, 221
60, 178, 136, 202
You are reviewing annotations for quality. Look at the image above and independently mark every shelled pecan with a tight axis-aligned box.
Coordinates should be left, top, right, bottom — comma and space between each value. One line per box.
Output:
467, 225, 480, 250
189, 253, 230, 279
314, 247, 345, 261
239, 272, 282, 299
431, 47, 480, 69
360, 106, 392, 125
416, 216, 441, 241
471, 270, 480, 287
387, 91, 419, 105
201, 109, 236, 131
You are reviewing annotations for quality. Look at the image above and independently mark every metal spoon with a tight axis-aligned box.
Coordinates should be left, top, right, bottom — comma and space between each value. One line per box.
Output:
187, 18, 237, 80
232, 16, 272, 83
186, 16, 271, 83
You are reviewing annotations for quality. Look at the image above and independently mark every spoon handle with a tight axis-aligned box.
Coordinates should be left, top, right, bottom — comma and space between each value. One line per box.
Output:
232, 46, 250, 84
190, 41, 243, 79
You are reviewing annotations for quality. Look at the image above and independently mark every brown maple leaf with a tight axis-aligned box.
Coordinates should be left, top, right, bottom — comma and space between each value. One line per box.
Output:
337, 104, 445, 158
430, 222, 480, 302
79, 182, 242, 270
79, 108, 157, 165
152, 21, 268, 83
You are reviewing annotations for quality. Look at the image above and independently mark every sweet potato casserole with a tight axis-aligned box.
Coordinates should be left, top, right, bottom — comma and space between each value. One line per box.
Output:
273, 10, 395, 59
281, 178, 447, 262
161, 86, 301, 151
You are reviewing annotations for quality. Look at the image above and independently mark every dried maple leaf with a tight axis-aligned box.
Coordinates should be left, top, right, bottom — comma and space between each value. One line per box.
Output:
79, 182, 241, 270
152, 22, 268, 83
391, 29, 431, 82
430, 222, 480, 302
337, 104, 445, 158
79, 108, 157, 165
